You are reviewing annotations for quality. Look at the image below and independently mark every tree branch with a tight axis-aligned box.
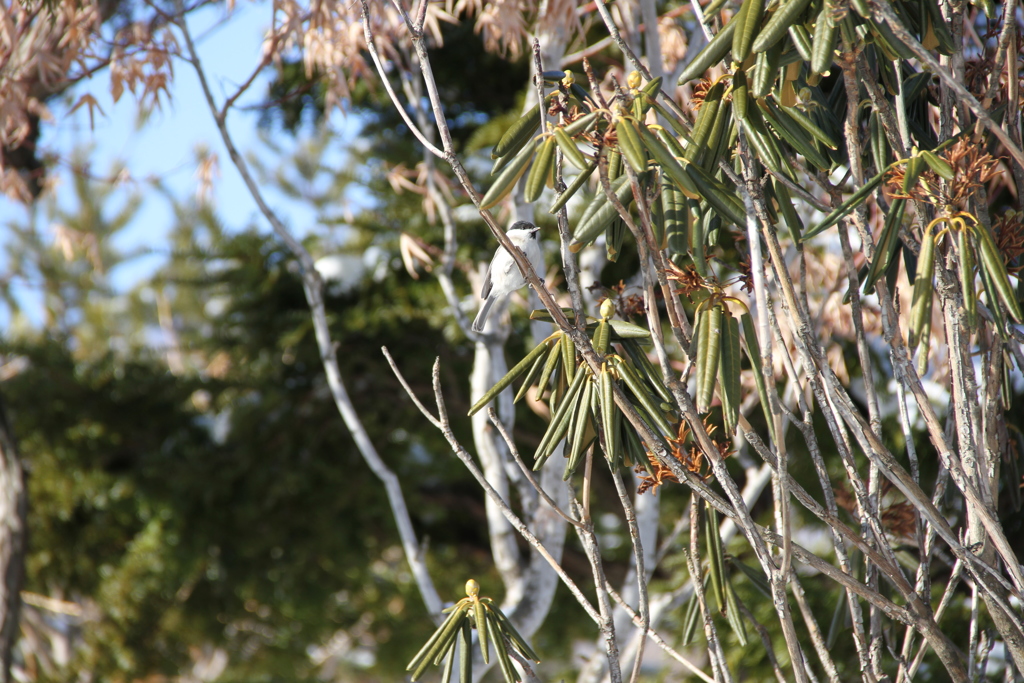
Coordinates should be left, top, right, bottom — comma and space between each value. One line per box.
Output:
176, 7, 443, 618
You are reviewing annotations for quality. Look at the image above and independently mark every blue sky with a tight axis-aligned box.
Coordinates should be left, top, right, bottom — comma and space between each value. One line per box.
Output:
2, 0, 358, 323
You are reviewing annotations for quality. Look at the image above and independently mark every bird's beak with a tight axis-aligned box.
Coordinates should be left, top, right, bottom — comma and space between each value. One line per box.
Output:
530, 228, 541, 236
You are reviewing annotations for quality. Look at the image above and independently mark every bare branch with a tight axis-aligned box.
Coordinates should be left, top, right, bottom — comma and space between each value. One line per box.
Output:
176, 7, 443, 618
382, 347, 441, 428
606, 585, 715, 683
606, 465, 649, 683
486, 408, 584, 529
357, 0, 445, 158
394, 359, 603, 624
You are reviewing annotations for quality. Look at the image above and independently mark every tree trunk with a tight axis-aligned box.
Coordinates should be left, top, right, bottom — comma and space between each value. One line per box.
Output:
0, 391, 26, 683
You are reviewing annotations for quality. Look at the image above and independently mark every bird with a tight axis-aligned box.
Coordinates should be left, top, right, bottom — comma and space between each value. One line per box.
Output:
472, 222, 544, 332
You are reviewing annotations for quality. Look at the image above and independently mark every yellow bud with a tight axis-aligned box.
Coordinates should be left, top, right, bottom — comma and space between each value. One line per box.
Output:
600, 298, 615, 320
627, 70, 642, 90
561, 70, 575, 87
465, 579, 480, 598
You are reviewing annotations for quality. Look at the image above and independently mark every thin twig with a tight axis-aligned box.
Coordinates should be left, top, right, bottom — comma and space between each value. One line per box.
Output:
688, 501, 733, 683
561, 36, 615, 67
607, 466, 649, 683
507, 647, 542, 683
219, 33, 279, 118
606, 585, 715, 683
592, 0, 649, 78
907, 559, 963, 678
486, 408, 584, 529
736, 598, 789, 683
977, 0, 1017, 109
177, 5, 443, 619
382, 346, 441, 428
358, 0, 444, 157
735, 126, 808, 683
790, 571, 841, 683
575, 511, 624, 683
394, 357, 605, 624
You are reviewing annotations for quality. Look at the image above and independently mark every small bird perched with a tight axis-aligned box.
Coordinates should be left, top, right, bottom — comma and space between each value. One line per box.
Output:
472, 221, 544, 332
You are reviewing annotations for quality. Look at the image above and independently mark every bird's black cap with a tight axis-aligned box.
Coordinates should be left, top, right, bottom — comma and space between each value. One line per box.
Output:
508, 221, 538, 233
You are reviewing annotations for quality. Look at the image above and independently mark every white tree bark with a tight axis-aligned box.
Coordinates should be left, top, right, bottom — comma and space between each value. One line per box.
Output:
471, 326, 525, 588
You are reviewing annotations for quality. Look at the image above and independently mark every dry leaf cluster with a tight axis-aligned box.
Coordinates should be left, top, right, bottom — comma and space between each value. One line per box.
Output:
1, 0, 180, 201
1, 0, 101, 199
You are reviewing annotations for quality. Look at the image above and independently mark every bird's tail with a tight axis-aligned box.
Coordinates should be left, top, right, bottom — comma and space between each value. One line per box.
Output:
472, 296, 496, 332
